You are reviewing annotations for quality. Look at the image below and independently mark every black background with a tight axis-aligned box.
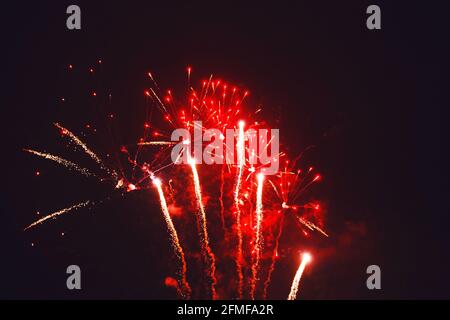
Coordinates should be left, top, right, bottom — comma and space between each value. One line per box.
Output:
1, 1, 449, 299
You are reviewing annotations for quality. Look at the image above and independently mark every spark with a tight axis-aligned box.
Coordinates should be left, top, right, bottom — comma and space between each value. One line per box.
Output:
24, 201, 91, 231
233, 120, 245, 298
23, 149, 95, 178
219, 164, 226, 232
137, 141, 176, 146
54, 123, 118, 181
153, 177, 191, 299
188, 155, 217, 299
250, 173, 265, 299
296, 216, 329, 237
287, 252, 312, 300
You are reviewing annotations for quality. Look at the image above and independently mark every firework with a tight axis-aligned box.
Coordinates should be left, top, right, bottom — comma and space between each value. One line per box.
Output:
24, 201, 91, 231
54, 122, 118, 181
152, 177, 191, 299
233, 120, 246, 299
250, 173, 265, 299
287, 252, 312, 300
137, 141, 176, 146
24, 65, 328, 300
188, 155, 217, 299
23, 149, 95, 178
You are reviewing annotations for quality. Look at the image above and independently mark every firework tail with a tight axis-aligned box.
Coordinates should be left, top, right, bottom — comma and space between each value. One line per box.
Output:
152, 177, 191, 299
137, 141, 176, 146
188, 156, 217, 299
287, 252, 312, 300
296, 216, 329, 237
24, 201, 91, 231
263, 213, 284, 299
219, 164, 226, 232
233, 120, 245, 298
54, 123, 118, 181
250, 173, 265, 299
23, 149, 96, 178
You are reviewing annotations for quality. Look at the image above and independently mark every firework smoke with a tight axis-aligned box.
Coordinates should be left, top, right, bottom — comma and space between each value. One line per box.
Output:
263, 214, 284, 299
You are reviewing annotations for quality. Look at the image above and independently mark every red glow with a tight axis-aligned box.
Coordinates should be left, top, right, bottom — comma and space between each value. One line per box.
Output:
165, 277, 178, 289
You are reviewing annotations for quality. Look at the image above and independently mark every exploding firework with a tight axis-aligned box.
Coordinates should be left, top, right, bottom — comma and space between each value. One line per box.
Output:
24, 64, 328, 300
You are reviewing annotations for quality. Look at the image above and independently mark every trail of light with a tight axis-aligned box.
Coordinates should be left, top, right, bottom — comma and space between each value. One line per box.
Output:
263, 214, 284, 299
287, 252, 312, 300
219, 164, 226, 232
153, 177, 191, 299
149, 88, 168, 114
24, 201, 91, 231
250, 173, 265, 299
137, 141, 176, 146
188, 156, 217, 299
297, 217, 329, 237
233, 120, 245, 299
23, 149, 95, 178
54, 123, 118, 180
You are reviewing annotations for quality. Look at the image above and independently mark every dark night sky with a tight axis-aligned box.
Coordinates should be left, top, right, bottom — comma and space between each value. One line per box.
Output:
1, 1, 449, 299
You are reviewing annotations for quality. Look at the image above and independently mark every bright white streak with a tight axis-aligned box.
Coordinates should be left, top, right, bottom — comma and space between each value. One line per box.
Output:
24, 201, 91, 231
137, 141, 176, 146
54, 123, 118, 180
251, 173, 265, 299
233, 120, 245, 298
153, 178, 191, 299
24, 149, 95, 178
188, 155, 217, 299
287, 252, 312, 300
297, 217, 329, 237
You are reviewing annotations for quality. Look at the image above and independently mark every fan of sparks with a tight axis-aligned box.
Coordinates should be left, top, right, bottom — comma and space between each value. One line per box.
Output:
23, 65, 328, 300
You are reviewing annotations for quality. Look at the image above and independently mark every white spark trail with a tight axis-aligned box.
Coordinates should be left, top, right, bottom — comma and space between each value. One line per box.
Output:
250, 173, 265, 299
233, 120, 245, 298
188, 155, 217, 299
54, 123, 118, 180
153, 177, 191, 299
287, 252, 312, 300
24, 201, 91, 231
23, 149, 95, 178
